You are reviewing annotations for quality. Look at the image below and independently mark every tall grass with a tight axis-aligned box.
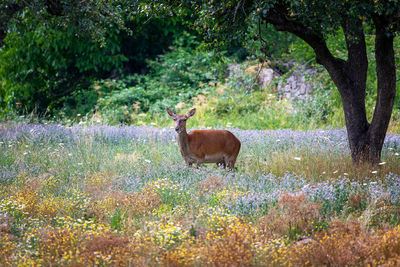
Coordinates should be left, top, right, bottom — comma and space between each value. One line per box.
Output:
1, 122, 400, 265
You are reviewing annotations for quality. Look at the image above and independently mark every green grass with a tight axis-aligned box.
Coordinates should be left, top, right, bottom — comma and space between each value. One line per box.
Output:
1, 123, 400, 265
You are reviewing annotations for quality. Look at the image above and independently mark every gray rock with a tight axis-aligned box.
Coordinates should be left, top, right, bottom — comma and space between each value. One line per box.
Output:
258, 68, 275, 88
227, 62, 320, 100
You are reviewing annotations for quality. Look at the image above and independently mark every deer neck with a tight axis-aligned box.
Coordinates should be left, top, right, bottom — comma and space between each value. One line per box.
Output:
177, 128, 191, 157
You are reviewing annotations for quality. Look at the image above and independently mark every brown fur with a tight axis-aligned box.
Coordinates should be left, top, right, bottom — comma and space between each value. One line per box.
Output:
167, 108, 241, 170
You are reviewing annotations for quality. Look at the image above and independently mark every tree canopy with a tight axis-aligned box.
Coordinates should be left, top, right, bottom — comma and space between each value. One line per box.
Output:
0, 0, 135, 46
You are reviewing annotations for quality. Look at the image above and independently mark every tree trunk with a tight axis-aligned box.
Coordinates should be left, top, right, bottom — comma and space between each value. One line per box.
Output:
367, 15, 397, 163
339, 81, 371, 164
264, 12, 397, 164
332, 21, 371, 163
345, 16, 396, 164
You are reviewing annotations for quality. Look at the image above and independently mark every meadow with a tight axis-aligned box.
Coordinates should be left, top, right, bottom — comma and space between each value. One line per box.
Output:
1, 121, 400, 266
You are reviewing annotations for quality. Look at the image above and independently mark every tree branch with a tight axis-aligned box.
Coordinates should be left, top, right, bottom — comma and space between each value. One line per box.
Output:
264, 6, 345, 71
342, 18, 368, 74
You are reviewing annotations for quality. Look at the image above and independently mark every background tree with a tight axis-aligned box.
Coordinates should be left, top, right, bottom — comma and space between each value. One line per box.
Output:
167, 0, 400, 164
0, 1, 190, 115
0, 0, 131, 46
0, 0, 134, 113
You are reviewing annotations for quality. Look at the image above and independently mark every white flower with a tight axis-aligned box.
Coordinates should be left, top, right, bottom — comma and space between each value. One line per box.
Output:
293, 157, 301, 161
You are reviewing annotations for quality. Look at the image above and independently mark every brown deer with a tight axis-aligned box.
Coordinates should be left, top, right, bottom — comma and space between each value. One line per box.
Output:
167, 108, 241, 170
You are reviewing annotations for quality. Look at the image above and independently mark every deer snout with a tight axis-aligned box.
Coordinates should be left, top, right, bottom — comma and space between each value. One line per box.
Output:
175, 126, 180, 132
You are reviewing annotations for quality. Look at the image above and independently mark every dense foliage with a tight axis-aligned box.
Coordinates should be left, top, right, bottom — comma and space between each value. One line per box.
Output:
0, 19, 126, 114
56, 33, 221, 124
0, 2, 193, 116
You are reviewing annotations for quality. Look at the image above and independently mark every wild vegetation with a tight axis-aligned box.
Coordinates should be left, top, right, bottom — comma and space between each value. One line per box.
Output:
1, 1, 400, 266
1, 122, 400, 265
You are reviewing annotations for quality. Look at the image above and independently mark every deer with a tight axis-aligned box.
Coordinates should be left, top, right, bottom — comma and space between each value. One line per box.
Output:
167, 108, 241, 170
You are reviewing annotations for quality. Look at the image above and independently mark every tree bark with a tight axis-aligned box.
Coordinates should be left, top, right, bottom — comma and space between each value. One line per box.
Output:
337, 20, 371, 163
263, 9, 397, 164
340, 15, 396, 164
367, 15, 396, 163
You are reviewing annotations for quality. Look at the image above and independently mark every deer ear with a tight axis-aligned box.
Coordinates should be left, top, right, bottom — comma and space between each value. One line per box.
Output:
166, 108, 176, 118
187, 108, 196, 117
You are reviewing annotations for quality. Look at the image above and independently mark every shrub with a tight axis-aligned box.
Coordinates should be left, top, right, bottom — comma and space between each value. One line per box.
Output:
83, 32, 223, 124
286, 220, 374, 266
259, 193, 322, 240
0, 18, 126, 116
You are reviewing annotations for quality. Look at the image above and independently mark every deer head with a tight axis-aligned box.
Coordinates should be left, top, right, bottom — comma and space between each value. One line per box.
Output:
166, 108, 196, 133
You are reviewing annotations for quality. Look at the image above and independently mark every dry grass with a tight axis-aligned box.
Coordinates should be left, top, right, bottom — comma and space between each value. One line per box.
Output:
196, 176, 224, 194
164, 219, 256, 266
258, 193, 322, 240
286, 220, 373, 266
284, 220, 400, 266
2, 123, 400, 266
258, 150, 400, 182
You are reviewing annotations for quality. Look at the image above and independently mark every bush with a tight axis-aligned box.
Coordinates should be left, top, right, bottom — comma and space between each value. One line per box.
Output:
90, 33, 223, 124
0, 18, 126, 116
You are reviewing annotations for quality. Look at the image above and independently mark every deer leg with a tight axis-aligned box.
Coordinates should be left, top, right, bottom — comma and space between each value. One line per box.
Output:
227, 161, 235, 170
196, 158, 205, 168
226, 156, 237, 171
185, 159, 194, 168
216, 160, 226, 168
